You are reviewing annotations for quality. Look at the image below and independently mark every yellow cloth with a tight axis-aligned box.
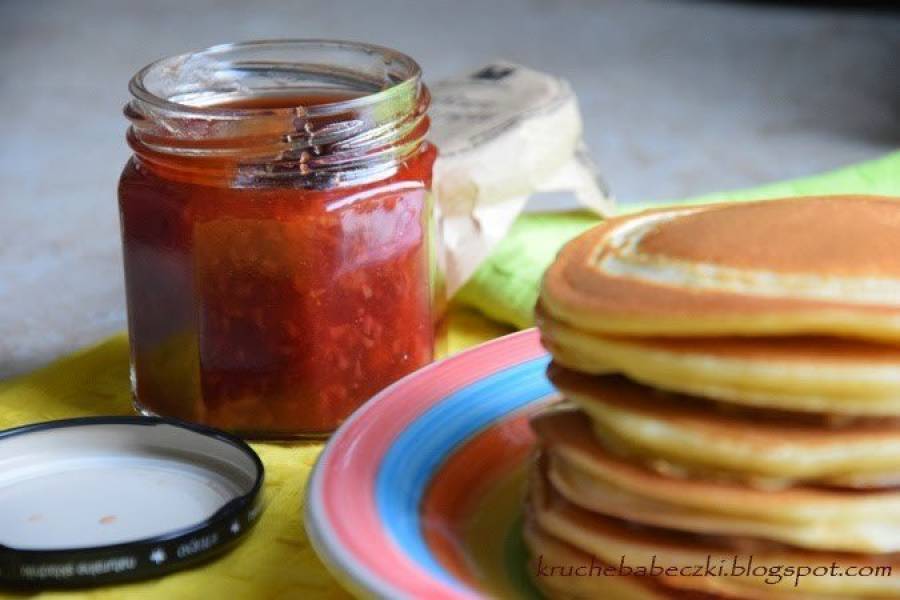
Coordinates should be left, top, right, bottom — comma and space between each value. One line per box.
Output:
0, 307, 511, 599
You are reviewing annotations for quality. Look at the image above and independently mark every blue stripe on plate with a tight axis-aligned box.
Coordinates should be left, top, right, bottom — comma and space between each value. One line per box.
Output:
374, 355, 553, 589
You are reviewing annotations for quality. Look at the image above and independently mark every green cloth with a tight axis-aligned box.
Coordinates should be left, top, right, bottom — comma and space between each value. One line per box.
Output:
455, 151, 900, 329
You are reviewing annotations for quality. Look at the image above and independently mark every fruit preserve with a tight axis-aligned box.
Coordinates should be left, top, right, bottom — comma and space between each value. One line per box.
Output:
119, 41, 437, 437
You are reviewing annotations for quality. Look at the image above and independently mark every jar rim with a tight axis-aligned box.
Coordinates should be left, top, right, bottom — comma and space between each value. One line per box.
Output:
128, 38, 424, 118
125, 39, 430, 187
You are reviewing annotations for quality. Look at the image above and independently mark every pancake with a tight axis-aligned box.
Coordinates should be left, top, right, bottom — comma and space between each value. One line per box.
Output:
523, 519, 724, 600
524, 515, 844, 600
528, 456, 900, 598
548, 367, 900, 484
539, 196, 900, 342
532, 409, 900, 552
547, 449, 900, 554
539, 310, 900, 415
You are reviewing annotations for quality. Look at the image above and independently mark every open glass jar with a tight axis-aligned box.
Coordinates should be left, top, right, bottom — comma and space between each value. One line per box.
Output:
118, 40, 437, 437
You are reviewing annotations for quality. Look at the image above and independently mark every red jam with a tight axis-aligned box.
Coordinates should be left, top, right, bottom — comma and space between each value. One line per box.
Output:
119, 90, 437, 436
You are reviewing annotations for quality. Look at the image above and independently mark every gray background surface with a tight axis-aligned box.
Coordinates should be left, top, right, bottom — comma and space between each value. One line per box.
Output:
1, 0, 898, 377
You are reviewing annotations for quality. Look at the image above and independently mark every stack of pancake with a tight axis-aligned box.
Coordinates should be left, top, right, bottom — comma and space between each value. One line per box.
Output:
527, 195, 900, 599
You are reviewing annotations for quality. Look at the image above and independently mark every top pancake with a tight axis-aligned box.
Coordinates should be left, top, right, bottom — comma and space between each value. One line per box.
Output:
540, 195, 900, 341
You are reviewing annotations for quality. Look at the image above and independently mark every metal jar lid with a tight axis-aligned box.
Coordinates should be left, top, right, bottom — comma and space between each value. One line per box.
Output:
0, 416, 264, 587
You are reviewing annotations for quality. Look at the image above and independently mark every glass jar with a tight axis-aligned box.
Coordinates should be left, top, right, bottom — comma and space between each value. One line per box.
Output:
118, 40, 437, 437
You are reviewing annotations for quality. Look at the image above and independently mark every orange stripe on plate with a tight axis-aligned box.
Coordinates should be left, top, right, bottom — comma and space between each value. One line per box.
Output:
420, 409, 540, 587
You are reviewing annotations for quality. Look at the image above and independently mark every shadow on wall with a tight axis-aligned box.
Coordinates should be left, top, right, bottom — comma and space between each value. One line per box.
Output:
689, 0, 900, 146
697, 0, 900, 11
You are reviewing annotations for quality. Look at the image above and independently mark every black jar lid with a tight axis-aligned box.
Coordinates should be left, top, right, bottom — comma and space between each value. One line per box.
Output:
0, 416, 264, 587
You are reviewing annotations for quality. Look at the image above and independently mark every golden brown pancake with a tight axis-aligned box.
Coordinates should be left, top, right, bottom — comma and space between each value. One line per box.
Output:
528, 456, 900, 598
523, 519, 727, 600
539, 310, 900, 415
523, 519, 843, 600
548, 367, 900, 484
539, 196, 900, 342
533, 409, 900, 552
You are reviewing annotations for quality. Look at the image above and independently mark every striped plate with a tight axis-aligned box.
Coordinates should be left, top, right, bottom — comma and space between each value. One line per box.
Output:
305, 329, 556, 599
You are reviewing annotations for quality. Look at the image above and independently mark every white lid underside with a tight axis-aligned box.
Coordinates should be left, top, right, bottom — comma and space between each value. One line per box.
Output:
0, 423, 257, 550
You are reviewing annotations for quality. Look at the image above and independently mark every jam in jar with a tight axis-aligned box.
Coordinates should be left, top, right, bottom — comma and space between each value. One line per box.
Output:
119, 41, 437, 437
